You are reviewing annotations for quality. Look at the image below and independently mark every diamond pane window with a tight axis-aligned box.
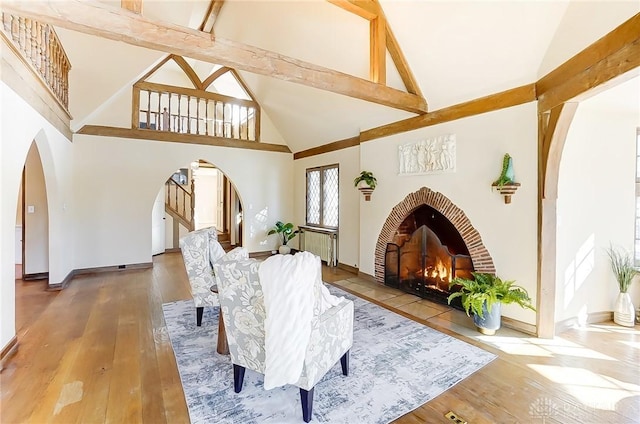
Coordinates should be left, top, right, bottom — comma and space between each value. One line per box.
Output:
306, 165, 339, 228
307, 170, 320, 226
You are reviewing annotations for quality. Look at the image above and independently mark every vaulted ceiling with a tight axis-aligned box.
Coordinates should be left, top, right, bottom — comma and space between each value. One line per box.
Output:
38, 0, 639, 153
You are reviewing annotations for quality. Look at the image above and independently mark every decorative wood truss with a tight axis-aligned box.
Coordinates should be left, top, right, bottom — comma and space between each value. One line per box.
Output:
1, 0, 428, 114
131, 54, 261, 142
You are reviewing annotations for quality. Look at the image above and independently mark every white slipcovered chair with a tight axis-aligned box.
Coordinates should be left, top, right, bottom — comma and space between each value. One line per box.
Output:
213, 254, 354, 422
179, 226, 226, 326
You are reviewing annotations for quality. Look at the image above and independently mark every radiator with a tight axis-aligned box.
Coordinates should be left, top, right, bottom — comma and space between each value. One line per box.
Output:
301, 228, 338, 267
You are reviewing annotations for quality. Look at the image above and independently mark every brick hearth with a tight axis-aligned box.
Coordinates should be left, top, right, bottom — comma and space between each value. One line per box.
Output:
374, 187, 496, 284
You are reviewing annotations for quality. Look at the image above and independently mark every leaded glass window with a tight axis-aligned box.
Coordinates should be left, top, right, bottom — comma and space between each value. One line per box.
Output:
306, 165, 339, 228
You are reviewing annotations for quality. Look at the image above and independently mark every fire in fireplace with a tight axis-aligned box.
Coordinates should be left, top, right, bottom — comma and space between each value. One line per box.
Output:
384, 205, 474, 305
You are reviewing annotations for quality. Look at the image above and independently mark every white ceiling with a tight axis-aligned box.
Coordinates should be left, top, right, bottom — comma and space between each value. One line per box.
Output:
54, 0, 638, 152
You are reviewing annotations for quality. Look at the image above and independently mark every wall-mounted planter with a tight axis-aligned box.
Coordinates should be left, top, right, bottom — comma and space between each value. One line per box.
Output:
492, 182, 521, 204
358, 186, 375, 201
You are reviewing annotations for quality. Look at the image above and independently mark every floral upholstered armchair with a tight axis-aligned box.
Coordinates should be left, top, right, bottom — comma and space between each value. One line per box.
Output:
179, 227, 225, 326
213, 256, 354, 423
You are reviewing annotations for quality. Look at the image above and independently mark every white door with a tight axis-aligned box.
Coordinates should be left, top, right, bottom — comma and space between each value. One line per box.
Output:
151, 188, 166, 255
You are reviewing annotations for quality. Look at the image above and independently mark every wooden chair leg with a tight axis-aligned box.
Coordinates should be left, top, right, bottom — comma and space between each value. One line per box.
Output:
340, 350, 350, 376
233, 364, 245, 393
300, 387, 314, 423
196, 307, 204, 326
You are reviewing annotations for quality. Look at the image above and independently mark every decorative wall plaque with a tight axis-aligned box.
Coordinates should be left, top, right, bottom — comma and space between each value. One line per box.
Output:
398, 134, 456, 176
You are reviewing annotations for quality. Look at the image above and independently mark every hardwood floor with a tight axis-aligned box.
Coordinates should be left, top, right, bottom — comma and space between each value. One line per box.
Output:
2, 252, 638, 423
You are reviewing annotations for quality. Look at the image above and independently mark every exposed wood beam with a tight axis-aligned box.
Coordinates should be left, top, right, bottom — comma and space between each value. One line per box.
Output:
202, 66, 231, 89
360, 84, 536, 142
370, 16, 386, 84
536, 102, 578, 339
135, 55, 172, 84
199, 0, 225, 34
326, 0, 378, 20
382, 11, 423, 97
536, 13, 640, 112
121, 0, 142, 14
2, 0, 427, 114
170, 55, 203, 90
77, 125, 291, 153
293, 136, 360, 160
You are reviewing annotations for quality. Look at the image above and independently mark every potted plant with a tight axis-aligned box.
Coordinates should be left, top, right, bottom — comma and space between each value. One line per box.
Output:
606, 245, 638, 327
267, 221, 299, 254
447, 272, 535, 335
354, 171, 377, 201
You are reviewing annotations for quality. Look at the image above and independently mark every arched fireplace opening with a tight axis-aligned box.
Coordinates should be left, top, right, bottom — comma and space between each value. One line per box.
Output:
384, 205, 474, 305
374, 187, 495, 307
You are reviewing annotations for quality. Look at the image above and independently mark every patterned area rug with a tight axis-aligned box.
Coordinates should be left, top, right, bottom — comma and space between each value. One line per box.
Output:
162, 288, 496, 424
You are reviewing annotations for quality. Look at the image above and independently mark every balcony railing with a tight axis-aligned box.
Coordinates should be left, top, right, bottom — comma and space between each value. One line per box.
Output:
1, 13, 71, 110
133, 81, 260, 142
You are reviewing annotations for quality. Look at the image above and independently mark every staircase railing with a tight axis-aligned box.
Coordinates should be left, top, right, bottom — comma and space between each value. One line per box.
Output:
1, 13, 71, 111
165, 178, 195, 231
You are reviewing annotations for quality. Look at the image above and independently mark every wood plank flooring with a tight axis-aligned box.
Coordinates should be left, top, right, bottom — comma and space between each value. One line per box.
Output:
1, 252, 638, 423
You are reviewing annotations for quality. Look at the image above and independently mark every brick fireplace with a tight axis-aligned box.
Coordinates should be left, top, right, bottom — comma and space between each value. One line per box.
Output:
375, 187, 495, 304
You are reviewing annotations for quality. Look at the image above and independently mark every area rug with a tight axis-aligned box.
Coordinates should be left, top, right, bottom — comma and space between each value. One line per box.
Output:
162, 287, 496, 424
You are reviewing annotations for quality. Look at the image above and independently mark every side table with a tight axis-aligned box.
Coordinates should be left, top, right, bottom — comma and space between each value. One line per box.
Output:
210, 285, 229, 355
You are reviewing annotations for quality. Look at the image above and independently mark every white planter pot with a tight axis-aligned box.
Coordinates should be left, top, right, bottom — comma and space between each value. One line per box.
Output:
613, 292, 636, 327
279, 245, 291, 255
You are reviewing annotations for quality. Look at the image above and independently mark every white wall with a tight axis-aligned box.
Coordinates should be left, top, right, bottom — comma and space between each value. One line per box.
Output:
294, 146, 360, 267
538, 1, 640, 78
72, 134, 292, 269
556, 77, 640, 324
1, 82, 74, 350
24, 143, 49, 274
359, 103, 539, 325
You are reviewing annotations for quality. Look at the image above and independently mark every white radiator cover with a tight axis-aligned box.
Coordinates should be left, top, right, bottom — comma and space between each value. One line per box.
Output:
301, 228, 337, 266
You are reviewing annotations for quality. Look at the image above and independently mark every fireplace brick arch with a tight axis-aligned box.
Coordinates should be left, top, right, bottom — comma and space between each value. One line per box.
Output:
374, 187, 496, 284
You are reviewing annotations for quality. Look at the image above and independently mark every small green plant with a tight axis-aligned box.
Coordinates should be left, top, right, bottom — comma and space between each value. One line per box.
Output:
267, 221, 299, 246
606, 245, 638, 293
493, 153, 515, 188
447, 272, 535, 318
353, 171, 377, 189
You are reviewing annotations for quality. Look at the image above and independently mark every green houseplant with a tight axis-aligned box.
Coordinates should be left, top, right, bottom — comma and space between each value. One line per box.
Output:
606, 245, 638, 327
354, 171, 377, 201
447, 272, 535, 335
267, 221, 299, 254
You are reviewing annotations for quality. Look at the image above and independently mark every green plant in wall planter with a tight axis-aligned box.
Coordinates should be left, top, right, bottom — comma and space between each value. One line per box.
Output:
447, 272, 535, 335
491, 153, 521, 204
267, 221, 299, 255
354, 171, 377, 201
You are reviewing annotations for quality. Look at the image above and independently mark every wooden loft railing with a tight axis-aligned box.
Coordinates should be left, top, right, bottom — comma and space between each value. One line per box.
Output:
133, 81, 261, 142
1, 13, 71, 110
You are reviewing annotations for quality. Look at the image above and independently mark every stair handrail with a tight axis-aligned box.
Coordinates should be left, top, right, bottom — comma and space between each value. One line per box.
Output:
165, 177, 195, 230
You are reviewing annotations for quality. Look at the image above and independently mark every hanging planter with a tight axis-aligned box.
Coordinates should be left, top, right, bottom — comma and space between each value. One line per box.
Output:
354, 171, 377, 201
491, 153, 520, 204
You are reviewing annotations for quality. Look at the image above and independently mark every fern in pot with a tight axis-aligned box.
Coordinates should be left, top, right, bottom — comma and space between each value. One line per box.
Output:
607, 245, 638, 327
447, 272, 535, 335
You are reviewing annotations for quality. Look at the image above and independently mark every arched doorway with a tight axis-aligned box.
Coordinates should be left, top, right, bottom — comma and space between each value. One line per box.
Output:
151, 160, 244, 254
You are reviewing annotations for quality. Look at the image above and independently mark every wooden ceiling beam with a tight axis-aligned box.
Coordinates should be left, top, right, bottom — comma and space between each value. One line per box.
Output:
121, 0, 142, 14
361, 83, 536, 142
202, 66, 231, 89
170, 55, 203, 90
2, 0, 427, 114
326, 0, 378, 20
199, 0, 225, 34
370, 16, 386, 84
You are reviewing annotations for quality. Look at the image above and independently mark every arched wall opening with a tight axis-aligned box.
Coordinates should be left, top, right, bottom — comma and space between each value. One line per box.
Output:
152, 159, 245, 255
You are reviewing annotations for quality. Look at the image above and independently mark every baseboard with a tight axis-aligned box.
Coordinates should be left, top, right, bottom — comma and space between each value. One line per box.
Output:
501, 316, 537, 336
73, 262, 153, 276
337, 263, 358, 274
23, 272, 49, 281
555, 311, 613, 334
0, 336, 18, 372
47, 270, 75, 291
357, 271, 376, 283
164, 247, 181, 253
